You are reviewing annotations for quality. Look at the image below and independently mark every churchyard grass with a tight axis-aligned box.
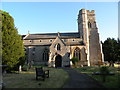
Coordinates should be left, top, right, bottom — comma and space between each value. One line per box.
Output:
74, 66, 120, 88
3, 66, 69, 88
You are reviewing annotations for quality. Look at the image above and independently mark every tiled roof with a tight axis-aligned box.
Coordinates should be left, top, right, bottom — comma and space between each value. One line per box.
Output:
22, 35, 26, 40
65, 41, 84, 46
23, 32, 80, 40
24, 40, 84, 46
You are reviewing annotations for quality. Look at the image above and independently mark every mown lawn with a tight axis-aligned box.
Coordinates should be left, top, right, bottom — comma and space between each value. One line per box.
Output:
3, 67, 69, 88
74, 66, 120, 88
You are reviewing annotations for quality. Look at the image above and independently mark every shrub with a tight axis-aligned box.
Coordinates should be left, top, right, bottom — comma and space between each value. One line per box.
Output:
22, 65, 29, 71
100, 66, 110, 74
99, 66, 110, 82
71, 57, 79, 67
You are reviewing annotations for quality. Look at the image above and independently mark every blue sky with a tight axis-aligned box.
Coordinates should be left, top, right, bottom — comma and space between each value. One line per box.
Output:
2, 2, 118, 41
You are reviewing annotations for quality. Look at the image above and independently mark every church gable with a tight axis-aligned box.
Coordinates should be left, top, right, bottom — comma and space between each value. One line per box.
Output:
50, 36, 66, 53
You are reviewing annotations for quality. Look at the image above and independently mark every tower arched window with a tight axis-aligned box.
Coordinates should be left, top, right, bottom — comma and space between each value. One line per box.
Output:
94, 21, 96, 27
74, 47, 81, 60
57, 43, 61, 51
88, 22, 92, 28
43, 49, 49, 61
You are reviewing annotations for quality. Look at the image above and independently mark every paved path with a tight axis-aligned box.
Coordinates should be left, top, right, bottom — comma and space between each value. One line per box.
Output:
63, 68, 105, 88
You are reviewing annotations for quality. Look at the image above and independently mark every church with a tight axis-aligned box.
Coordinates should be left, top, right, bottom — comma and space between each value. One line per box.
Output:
23, 9, 104, 67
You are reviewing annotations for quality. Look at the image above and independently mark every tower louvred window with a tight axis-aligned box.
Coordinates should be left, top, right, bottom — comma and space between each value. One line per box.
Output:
88, 22, 92, 28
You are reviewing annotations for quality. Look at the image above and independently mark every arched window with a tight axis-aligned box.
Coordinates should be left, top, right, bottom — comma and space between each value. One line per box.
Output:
74, 47, 81, 60
57, 43, 61, 50
88, 22, 92, 28
94, 21, 96, 27
43, 49, 49, 61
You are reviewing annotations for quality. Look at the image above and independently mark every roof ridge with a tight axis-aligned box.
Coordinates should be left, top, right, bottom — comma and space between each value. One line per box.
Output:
31, 32, 79, 35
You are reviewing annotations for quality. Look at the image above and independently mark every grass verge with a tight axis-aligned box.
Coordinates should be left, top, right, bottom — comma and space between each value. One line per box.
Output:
74, 66, 120, 88
3, 67, 69, 88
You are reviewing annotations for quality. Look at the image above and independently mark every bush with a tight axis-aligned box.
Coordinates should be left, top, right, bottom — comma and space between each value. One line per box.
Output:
22, 65, 29, 71
71, 57, 79, 67
100, 66, 110, 74
99, 66, 110, 82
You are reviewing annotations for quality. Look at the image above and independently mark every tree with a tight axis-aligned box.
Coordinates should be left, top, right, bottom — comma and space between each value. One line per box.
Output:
0, 12, 2, 65
102, 38, 118, 66
116, 38, 120, 62
1, 10, 25, 71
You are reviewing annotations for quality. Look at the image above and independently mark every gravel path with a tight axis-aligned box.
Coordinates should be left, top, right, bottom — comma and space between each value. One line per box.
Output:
63, 68, 105, 88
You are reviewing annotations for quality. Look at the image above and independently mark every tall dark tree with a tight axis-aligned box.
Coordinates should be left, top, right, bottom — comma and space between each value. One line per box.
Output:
1, 10, 25, 70
117, 38, 120, 62
0, 11, 2, 65
102, 38, 118, 63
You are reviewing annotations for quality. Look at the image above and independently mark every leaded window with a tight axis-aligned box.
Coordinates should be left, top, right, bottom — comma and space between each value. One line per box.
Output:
43, 49, 49, 61
57, 43, 61, 51
74, 47, 81, 60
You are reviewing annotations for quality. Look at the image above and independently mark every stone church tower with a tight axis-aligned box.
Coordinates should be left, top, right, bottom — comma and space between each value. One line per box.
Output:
78, 9, 104, 66
23, 9, 104, 67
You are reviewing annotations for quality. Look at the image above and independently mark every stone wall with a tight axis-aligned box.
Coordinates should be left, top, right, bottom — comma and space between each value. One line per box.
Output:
25, 46, 49, 65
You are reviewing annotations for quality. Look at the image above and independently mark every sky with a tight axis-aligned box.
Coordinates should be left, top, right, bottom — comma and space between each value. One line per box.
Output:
118, 2, 120, 39
1, 2, 118, 42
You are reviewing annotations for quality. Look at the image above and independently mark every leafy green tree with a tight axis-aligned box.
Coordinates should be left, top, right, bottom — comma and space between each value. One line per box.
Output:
102, 38, 118, 63
1, 10, 25, 70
